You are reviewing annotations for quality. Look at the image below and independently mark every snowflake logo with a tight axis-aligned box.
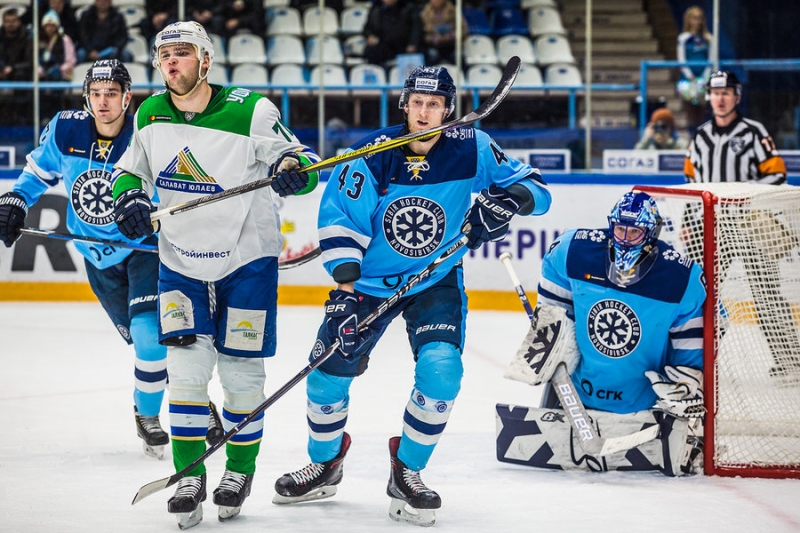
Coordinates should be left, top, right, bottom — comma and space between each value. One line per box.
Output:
73, 110, 90, 120
586, 299, 641, 358
71, 169, 114, 226
373, 134, 390, 145
662, 249, 680, 261
382, 197, 445, 258
589, 229, 606, 243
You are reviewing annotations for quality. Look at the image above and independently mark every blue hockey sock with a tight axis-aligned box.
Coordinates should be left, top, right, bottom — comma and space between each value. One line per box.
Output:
130, 311, 167, 417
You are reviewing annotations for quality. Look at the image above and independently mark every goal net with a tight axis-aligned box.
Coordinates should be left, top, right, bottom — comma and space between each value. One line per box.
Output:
636, 183, 800, 479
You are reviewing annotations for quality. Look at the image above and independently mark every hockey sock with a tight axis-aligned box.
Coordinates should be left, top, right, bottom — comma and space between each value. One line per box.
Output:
225, 441, 261, 475
130, 311, 167, 417
172, 439, 207, 477
306, 369, 353, 463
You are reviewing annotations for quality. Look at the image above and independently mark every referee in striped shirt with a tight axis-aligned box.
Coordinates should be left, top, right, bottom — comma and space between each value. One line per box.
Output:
684, 70, 799, 382
684, 71, 786, 184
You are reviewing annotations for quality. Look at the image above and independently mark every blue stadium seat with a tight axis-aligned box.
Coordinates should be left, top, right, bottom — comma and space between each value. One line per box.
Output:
490, 7, 528, 36
463, 8, 492, 36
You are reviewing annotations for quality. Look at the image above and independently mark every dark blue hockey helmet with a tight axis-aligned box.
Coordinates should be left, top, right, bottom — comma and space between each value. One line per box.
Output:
399, 66, 457, 116
607, 191, 662, 273
82, 59, 132, 97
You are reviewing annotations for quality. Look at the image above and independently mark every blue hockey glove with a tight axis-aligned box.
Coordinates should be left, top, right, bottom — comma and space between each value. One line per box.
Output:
461, 184, 521, 250
114, 189, 155, 240
270, 153, 310, 197
0, 192, 27, 247
325, 289, 362, 357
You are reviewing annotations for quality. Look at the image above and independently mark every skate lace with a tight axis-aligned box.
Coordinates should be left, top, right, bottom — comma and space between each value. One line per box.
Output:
289, 463, 325, 485
208, 403, 221, 429
217, 471, 247, 492
139, 415, 163, 433
174, 476, 203, 497
402, 467, 430, 495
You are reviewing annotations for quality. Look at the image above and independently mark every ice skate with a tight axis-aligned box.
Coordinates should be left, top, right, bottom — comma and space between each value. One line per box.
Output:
206, 401, 224, 446
213, 469, 253, 521
134, 406, 169, 459
386, 436, 440, 527
273, 432, 351, 504
168, 474, 206, 530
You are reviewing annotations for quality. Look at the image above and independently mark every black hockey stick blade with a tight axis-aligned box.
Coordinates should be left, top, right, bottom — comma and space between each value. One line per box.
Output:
132, 236, 468, 505
149, 57, 521, 222
19, 227, 158, 253
278, 246, 321, 269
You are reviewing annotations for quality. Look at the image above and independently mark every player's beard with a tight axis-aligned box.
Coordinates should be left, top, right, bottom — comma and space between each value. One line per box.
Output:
164, 68, 201, 97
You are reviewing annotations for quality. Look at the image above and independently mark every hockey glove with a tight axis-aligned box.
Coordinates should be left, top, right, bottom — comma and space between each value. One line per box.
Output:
645, 365, 705, 419
0, 192, 27, 247
114, 189, 155, 240
270, 153, 310, 198
461, 184, 521, 250
325, 289, 362, 357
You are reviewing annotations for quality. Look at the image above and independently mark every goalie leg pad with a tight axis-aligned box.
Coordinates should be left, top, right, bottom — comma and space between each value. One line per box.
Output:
504, 305, 580, 386
496, 405, 699, 475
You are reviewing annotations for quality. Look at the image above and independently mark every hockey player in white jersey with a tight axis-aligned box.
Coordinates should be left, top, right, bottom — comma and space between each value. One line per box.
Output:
497, 192, 707, 476
272, 66, 551, 526
0, 60, 176, 459
110, 21, 320, 529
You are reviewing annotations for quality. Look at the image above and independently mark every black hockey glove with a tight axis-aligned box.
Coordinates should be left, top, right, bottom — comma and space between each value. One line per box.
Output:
114, 189, 155, 240
270, 153, 310, 197
0, 192, 27, 247
461, 184, 521, 250
325, 289, 362, 357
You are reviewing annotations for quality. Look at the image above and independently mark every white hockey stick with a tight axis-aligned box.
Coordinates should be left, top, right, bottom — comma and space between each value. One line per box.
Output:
149, 56, 522, 223
498, 252, 660, 456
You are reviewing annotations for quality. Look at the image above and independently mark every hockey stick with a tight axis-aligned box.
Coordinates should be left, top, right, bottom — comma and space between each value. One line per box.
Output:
18, 227, 320, 270
498, 252, 660, 456
132, 235, 469, 505
149, 56, 522, 223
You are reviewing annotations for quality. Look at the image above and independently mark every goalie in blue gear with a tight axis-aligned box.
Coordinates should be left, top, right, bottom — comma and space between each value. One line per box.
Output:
497, 191, 707, 476
272, 65, 552, 526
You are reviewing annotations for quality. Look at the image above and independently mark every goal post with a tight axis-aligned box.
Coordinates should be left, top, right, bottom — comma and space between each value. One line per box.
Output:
635, 183, 800, 479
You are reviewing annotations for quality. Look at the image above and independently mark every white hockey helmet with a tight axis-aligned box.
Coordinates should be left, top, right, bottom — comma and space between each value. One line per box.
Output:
151, 21, 214, 70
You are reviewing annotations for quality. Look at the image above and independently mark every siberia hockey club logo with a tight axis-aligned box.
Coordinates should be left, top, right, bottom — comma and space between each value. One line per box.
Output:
383, 196, 445, 258
587, 299, 641, 358
71, 169, 114, 225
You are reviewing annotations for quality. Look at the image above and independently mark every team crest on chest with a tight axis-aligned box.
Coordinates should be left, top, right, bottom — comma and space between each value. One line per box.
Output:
71, 169, 114, 225
729, 137, 745, 153
156, 147, 224, 194
404, 156, 430, 181
382, 196, 445, 258
94, 139, 112, 161
587, 299, 641, 358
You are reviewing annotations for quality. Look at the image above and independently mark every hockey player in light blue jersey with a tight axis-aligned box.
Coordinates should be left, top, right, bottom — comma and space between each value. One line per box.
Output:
273, 65, 551, 526
0, 60, 190, 459
496, 191, 706, 476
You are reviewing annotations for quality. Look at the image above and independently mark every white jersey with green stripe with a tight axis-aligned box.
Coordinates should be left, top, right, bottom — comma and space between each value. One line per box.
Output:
113, 85, 319, 281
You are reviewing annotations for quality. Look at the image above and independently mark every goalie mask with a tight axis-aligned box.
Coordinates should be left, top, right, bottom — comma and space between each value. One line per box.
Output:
399, 66, 457, 117
607, 192, 662, 286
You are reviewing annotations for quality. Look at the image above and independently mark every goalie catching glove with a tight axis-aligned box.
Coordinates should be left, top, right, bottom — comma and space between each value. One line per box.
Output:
462, 184, 521, 250
504, 304, 580, 385
645, 365, 704, 419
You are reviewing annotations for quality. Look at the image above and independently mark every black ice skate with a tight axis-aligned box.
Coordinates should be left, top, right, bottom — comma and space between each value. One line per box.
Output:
206, 401, 224, 446
272, 432, 351, 504
168, 473, 207, 530
213, 469, 253, 521
386, 436, 441, 527
134, 406, 169, 459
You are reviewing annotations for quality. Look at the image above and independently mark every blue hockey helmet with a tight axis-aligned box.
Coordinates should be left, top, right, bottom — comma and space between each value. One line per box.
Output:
399, 66, 457, 116
82, 59, 132, 116
607, 192, 662, 274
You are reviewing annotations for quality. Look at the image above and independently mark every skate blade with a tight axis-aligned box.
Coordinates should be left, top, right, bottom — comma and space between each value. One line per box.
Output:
388, 498, 436, 527
142, 442, 165, 460
272, 485, 338, 505
217, 505, 242, 521
176, 506, 203, 530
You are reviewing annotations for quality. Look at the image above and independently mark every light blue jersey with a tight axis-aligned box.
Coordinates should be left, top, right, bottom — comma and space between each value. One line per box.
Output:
12, 109, 145, 269
537, 228, 705, 414
319, 124, 552, 298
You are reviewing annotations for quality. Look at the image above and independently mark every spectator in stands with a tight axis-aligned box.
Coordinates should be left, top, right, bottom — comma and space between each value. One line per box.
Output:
363, 0, 422, 68
0, 7, 33, 125
22, 0, 80, 43
77, 0, 132, 63
187, 0, 217, 31
140, 0, 177, 44
212, 0, 265, 40
39, 10, 77, 81
291, 0, 343, 13
419, 0, 456, 65
676, 6, 713, 129
634, 108, 688, 150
